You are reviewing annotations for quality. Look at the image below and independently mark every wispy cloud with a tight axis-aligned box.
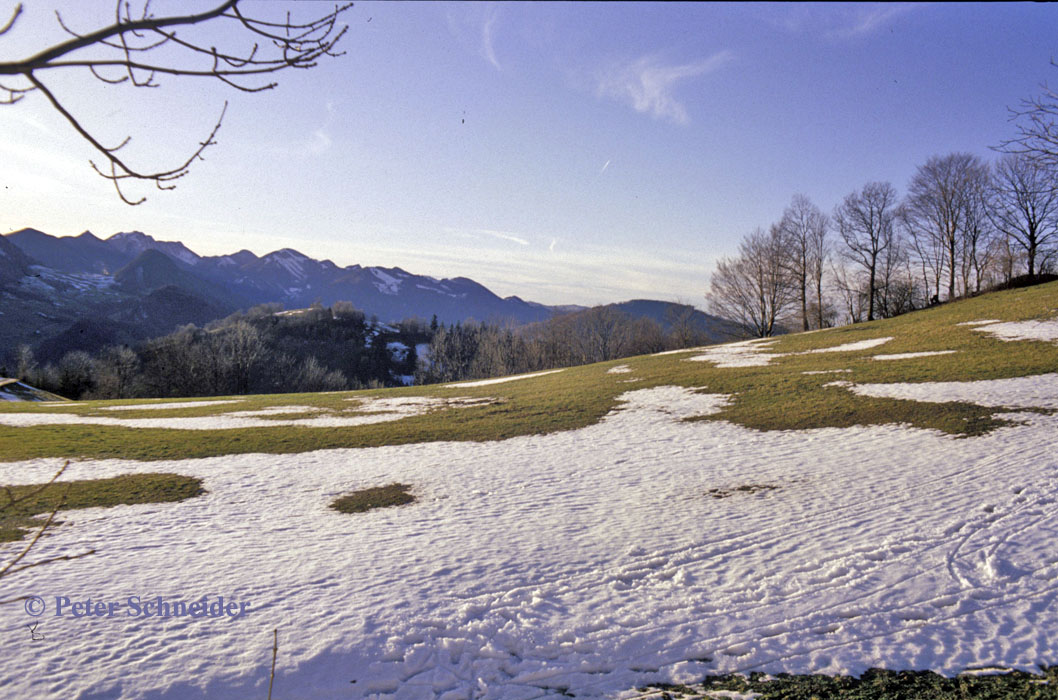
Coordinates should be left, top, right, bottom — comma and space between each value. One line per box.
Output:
342, 239, 712, 307
834, 4, 915, 38
308, 129, 332, 155
595, 51, 733, 125
480, 5, 501, 71
445, 227, 531, 246
480, 228, 529, 246
762, 3, 917, 39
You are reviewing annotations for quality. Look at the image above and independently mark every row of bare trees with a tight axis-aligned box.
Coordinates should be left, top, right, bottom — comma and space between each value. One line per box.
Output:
416, 306, 711, 385
708, 150, 1058, 336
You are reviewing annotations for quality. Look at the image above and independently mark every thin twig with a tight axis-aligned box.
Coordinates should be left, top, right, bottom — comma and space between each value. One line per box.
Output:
0, 1, 351, 203
0, 3, 21, 37
0, 461, 95, 587
267, 628, 278, 700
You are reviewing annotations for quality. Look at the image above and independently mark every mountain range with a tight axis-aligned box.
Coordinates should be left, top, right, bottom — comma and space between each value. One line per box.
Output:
0, 228, 736, 362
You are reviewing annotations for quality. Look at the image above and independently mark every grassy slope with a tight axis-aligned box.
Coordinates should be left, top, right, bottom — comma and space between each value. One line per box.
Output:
0, 281, 1055, 463
0, 473, 204, 541
2, 282, 1057, 697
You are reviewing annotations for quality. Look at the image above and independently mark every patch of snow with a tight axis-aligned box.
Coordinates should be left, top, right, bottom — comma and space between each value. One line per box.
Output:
653, 346, 711, 356
387, 342, 409, 363
802, 369, 852, 375
843, 372, 1058, 409
971, 319, 1058, 343
225, 406, 322, 417
4, 384, 1058, 698
607, 365, 632, 374
101, 400, 244, 411
371, 268, 401, 295
161, 245, 200, 267
958, 319, 1003, 326
0, 396, 493, 430
415, 283, 459, 298
268, 249, 308, 280
16, 275, 54, 293
444, 369, 565, 388
805, 337, 892, 353
872, 351, 958, 361
688, 339, 782, 367
687, 337, 889, 368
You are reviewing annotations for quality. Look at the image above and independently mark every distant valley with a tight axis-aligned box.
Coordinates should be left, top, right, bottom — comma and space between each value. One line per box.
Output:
0, 228, 737, 363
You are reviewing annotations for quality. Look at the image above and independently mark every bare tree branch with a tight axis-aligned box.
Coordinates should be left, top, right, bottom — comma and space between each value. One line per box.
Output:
996, 63, 1058, 170
25, 72, 227, 205
0, 2, 21, 36
0, 461, 96, 587
0, 1, 352, 204
1, 459, 68, 511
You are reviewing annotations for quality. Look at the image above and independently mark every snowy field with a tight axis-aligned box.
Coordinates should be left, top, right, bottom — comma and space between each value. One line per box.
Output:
0, 396, 495, 430
2, 363, 1058, 698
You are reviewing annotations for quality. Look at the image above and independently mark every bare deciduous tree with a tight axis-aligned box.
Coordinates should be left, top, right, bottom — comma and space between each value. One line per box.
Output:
778, 194, 829, 331
989, 153, 1058, 279
90, 345, 141, 399
902, 153, 990, 301
0, 1, 352, 204
834, 181, 898, 321
961, 167, 995, 295
708, 226, 795, 337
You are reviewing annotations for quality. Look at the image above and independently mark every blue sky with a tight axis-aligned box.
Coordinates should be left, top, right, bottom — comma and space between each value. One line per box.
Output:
1, 2, 1057, 307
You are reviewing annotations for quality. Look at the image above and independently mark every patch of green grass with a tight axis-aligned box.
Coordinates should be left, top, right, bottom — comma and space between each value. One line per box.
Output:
0, 281, 1056, 462
0, 473, 205, 541
643, 666, 1058, 699
330, 483, 415, 514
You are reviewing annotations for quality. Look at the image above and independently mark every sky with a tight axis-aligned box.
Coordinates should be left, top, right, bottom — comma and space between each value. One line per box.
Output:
1, 2, 1057, 308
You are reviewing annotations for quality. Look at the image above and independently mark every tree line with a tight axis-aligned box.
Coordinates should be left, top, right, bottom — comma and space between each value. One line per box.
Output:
416, 305, 709, 384
7, 302, 427, 400
709, 77, 1058, 335
6, 302, 717, 398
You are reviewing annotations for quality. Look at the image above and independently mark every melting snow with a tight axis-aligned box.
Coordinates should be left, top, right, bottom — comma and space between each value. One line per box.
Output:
689, 337, 893, 369
652, 345, 718, 356
269, 250, 308, 280
2, 382, 1058, 698
607, 365, 632, 374
970, 319, 1058, 343
0, 396, 492, 430
371, 268, 402, 295
844, 372, 1058, 410
688, 340, 781, 367
805, 337, 892, 353
444, 369, 565, 388
872, 351, 958, 361
101, 400, 244, 411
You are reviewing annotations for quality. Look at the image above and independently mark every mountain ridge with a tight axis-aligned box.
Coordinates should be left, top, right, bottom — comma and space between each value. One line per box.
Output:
1, 227, 733, 359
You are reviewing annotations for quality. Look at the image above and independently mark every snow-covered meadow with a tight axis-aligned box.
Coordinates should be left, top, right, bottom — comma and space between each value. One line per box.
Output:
1, 317, 1057, 699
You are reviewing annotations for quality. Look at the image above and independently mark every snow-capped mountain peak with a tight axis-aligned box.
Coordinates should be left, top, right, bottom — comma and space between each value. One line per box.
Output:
107, 231, 201, 267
